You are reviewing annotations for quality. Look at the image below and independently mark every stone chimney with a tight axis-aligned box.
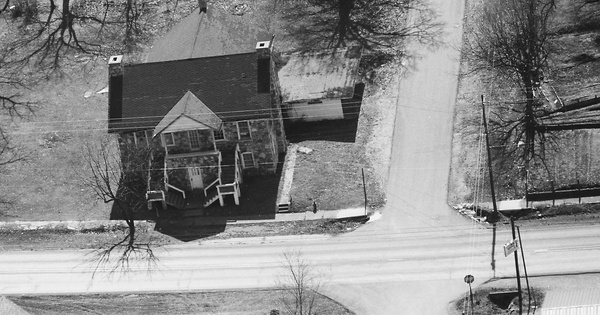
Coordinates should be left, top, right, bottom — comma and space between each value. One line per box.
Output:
256, 41, 272, 94
108, 55, 123, 130
198, 0, 207, 13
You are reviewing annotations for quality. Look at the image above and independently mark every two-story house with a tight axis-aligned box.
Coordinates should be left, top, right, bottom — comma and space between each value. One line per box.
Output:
107, 39, 286, 211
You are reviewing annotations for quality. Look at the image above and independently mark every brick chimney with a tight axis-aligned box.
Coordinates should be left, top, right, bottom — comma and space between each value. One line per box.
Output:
256, 41, 272, 94
108, 55, 123, 130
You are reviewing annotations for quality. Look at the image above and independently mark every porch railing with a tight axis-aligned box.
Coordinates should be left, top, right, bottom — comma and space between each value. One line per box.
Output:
217, 182, 240, 206
146, 151, 153, 191
165, 183, 186, 199
163, 147, 168, 189
204, 151, 222, 197
204, 178, 221, 197
234, 144, 242, 184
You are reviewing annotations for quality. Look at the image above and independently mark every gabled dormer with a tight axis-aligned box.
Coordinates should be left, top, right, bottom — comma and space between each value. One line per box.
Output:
153, 91, 223, 155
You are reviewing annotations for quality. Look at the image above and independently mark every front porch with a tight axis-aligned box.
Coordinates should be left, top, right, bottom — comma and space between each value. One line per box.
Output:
158, 174, 281, 220
147, 145, 245, 215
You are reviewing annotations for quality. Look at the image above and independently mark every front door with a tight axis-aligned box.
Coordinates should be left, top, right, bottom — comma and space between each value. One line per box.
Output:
188, 167, 203, 190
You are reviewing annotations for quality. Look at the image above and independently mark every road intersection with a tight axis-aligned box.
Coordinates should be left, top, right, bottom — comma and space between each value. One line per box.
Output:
2, 0, 600, 314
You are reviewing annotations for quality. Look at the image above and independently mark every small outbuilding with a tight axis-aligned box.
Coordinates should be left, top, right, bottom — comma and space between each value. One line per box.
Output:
541, 289, 600, 315
277, 46, 362, 122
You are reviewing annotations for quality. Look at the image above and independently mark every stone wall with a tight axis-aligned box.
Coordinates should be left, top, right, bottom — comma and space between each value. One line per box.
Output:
216, 120, 278, 174
118, 131, 163, 150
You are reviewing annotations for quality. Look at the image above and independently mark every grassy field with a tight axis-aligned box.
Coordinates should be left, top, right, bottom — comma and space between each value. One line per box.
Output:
10, 290, 354, 315
448, 0, 600, 205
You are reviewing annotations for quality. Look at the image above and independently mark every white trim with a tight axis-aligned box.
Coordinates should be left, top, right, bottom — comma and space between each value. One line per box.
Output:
241, 152, 256, 169
133, 130, 150, 147
188, 130, 201, 149
145, 130, 153, 145
162, 133, 175, 147
236, 121, 252, 140
213, 128, 226, 141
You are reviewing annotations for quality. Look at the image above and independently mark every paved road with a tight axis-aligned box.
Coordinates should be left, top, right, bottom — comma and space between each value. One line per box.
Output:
2, 224, 600, 312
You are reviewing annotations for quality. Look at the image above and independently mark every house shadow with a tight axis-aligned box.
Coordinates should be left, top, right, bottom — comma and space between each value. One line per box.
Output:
152, 168, 282, 242
284, 83, 364, 143
109, 156, 283, 242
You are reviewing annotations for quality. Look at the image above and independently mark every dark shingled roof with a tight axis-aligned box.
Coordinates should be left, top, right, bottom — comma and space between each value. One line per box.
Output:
146, 5, 271, 63
109, 53, 272, 133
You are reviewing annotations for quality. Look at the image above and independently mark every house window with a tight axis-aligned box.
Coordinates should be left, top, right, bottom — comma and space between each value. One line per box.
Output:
241, 152, 256, 169
213, 128, 225, 141
237, 121, 252, 140
163, 133, 175, 147
134, 131, 148, 147
188, 130, 201, 149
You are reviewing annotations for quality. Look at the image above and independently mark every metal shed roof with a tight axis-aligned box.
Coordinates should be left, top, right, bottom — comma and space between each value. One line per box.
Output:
277, 46, 362, 103
542, 289, 600, 315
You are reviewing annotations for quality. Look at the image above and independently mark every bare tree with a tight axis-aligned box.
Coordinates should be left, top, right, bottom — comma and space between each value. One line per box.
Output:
276, 251, 323, 315
80, 136, 157, 274
1, 0, 156, 69
464, 0, 556, 172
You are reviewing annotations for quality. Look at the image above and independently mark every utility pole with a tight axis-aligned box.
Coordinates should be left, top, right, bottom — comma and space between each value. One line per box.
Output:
482, 95, 500, 275
361, 168, 367, 215
481, 95, 499, 222
511, 216, 523, 315
518, 226, 533, 314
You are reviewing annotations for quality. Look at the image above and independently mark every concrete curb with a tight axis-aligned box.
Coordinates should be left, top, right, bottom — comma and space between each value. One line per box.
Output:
0, 210, 372, 232
198, 234, 332, 246
0, 220, 155, 232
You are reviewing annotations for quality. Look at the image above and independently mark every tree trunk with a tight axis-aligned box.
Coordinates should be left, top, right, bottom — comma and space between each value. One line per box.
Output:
126, 219, 135, 248
336, 0, 355, 47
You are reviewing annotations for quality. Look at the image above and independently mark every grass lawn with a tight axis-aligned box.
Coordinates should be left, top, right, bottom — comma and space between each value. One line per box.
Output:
448, 0, 600, 207
9, 290, 354, 315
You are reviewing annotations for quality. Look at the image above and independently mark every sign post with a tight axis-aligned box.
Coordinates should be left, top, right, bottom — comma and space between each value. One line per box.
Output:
464, 274, 475, 314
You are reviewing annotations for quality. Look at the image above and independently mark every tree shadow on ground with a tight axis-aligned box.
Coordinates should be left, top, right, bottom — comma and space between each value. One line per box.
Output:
284, 84, 363, 143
